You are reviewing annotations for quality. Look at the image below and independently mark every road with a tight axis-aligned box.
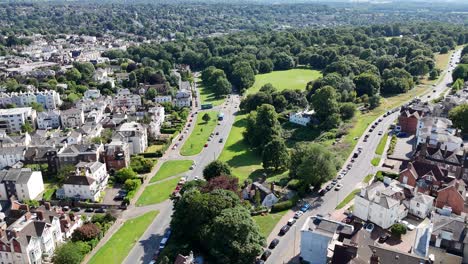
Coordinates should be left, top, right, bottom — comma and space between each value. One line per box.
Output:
265, 49, 462, 264
121, 87, 240, 264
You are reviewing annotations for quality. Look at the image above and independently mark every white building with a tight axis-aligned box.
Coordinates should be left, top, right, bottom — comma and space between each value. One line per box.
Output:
0, 90, 62, 110
0, 147, 26, 170
289, 110, 315, 126
408, 192, 434, 218
353, 181, 408, 229
84, 89, 101, 99
416, 117, 462, 152
0, 107, 37, 133
62, 176, 100, 201
36, 110, 61, 129
114, 122, 148, 154
300, 216, 354, 264
114, 94, 142, 108
0, 168, 45, 201
75, 161, 108, 190
174, 89, 192, 108
60, 108, 84, 128
154, 95, 172, 104
148, 106, 165, 138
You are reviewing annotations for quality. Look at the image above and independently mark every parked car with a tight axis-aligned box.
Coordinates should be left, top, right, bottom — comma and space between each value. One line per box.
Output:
269, 238, 280, 249
95, 207, 106, 214
119, 202, 128, 210
159, 237, 168, 250
279, 225, 290, 235
204, 143, 208, 147
407, 224, 416, 231
326, 184, 334, 191
353, 152, 359, 158
378, 131, 383, 135
63, 206, 70, 211
379, 234, 390, 243
300, 203, 311, 212
294, 211, 304, 219
114, 194, 125, 201
261, 250, 272, 261
331, 179, 338, 185
337, 174, 344, 180
72, 207, 81, 212
335, 184, 343, 191
287, 218, 296, 226
84, 208, 94, 213
219, 138, 224, 143
319, 189, 327, 196
215, 132, 219, 135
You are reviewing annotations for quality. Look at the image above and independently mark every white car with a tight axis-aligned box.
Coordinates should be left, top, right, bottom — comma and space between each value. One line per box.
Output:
335, 184, 343, 191
294, 211, 304, 219
194, 176, 200, 181
337, 174, 344, 180
407, 224, 416, 231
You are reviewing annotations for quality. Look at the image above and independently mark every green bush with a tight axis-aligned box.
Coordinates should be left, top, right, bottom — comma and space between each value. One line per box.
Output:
271, 200, 294, 212
387, 135, 397, 155
375, 171, 399, 182
287, 179, 302, 190
391, 223, 407, 238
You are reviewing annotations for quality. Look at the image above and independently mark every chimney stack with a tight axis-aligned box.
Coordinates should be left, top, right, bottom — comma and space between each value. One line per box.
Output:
44, 202, 51, 211
24, 212, 31, 221
370, 250, 380, 264
36, 211, 44, 221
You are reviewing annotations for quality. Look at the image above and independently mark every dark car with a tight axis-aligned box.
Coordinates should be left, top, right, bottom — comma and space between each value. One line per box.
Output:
318, 189, 326, 196
279, 225, 290, 235
269, 238, 280, 249
379, 234, 390, 243
119, 202, 128, 210
255, 260, 265, 264
84, 208, 94, 213
95, 207, 106, 213
261, 250, 272, 261
63, 206, 70, 211
72, 207, 81, 212
353, 152, 359, 158
114, 194, 125, 201
326, 184, 333, 191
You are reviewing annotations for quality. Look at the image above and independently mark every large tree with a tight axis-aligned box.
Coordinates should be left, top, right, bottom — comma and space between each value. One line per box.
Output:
231, 61, 255, 92
290, 143, 337, 188
245, 104, 281, 150
449, 104, 468, 133
310, 85, 340, 121
71, 223, 101, 242
203, 160, 232, 180
262, 136, 290, 170
202, 175, 239, 194
52, 242, 90, 264
354, 72, 381, 96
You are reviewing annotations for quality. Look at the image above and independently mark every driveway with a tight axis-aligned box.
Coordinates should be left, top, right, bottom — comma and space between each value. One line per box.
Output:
102, 187, 123, 205
388, 135, 415, 161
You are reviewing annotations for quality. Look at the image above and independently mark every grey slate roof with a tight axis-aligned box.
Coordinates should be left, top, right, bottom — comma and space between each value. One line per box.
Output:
0, 168, 34, 184
64, 176, 94, 186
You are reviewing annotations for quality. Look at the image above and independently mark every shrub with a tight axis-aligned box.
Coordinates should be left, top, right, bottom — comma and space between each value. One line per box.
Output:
391, 223, 407, 238
71, 223, 101, 242
287, 179, 302, 190
387, 135, 397, 155
271, 200, 294, 212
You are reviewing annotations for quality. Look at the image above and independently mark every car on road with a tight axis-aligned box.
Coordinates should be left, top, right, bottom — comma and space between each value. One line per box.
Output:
261, 250, 272, 261
433, 89, 436, 92
279, 225, 290, 235
365, 223, 375, 232
300, 203, 311, 212
287, 218, 296, 226
204, 143, 208, 147
353, 152, 359, 158
346, 164, 352, 169
294, 211, 304, 219
369, 128, 374, 132
341, 169, 348, 174
337, 174, 344, 180
379, 234, 390, 243
378, 131, 383, 135
219, 138, 224, 143
215, 132, 219, 135
190, 165, 194, 170
95, 207, 106, 214
326, 184, 334, 191
318, 189, 327, 196
72, 207, 81, 212
269, 238, 280, 249
84, 208, 94, 213
335, 184, 343, 191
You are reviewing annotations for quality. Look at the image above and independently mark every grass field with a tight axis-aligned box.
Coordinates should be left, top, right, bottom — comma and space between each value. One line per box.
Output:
180, 111, 218, 156
198, 81, 225, 106
363, 174, 374, 184
336, 189, 360, 210
371, 157, 381, 166
252, 210, 288, 238
247, 69, 322, 95
146, 144, 165, 153
375, 133, 389, 155
88, 211, 159, 264
137, 177, 181, 206
150, 160, 192, 183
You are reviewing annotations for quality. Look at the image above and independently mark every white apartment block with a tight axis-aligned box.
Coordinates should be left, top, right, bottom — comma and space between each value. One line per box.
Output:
0, 147, 26, 170
174, 90, 192, 108
36, 110, 61, 129
0, 168, 45, 201
60, 108, 84, 128
154, 95, 172, 104
0, 90, 62, 109
114, 122, 148, 154
84, 89, 101, 99
0, 107, 37, 133
114, 94, 142, 108
289, 110, 315, 126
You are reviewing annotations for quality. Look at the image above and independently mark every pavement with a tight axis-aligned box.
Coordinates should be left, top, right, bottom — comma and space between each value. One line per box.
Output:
264, 49, 462, 264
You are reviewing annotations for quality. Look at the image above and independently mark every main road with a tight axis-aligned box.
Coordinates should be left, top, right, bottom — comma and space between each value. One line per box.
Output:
120, 85, 240, 264
265, 49, 462, 263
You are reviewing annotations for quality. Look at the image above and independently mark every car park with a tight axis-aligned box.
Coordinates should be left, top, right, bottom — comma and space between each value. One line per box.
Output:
279, 225, 290, 235
269, 238, 280, 249
287, 218, 296, 226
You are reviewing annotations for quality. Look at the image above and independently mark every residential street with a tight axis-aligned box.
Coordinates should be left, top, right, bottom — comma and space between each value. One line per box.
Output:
264, 49, 462, 264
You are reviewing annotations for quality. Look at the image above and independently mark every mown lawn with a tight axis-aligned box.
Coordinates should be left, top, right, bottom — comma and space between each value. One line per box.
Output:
146, 144, 165, 153
375, 133, 389, 155
198, 81, 225, 106
88, 211, 159, 264
371, 157, 381, 166
180, 111, 218, 156
247, 69, 322, 95
137, 177, 181, 206
150, 160, 192, 183
252, 210, 288, 238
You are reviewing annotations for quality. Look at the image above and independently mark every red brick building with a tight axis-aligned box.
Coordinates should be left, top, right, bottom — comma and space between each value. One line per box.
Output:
103, 141, 130, 174
435, 179, 466, 215
398, 104, 431, 134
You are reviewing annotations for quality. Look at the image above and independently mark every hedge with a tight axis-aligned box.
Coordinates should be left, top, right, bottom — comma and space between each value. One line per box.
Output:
271, 200, 294, 212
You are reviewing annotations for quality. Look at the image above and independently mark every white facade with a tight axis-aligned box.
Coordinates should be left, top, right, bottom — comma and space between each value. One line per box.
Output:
354, 181, 408, 229
15, 171, 45, 201
174, 90, 192, 108
114, 94, 142, 108
289, 110, 314, 126
115, 122, 148, 154
75, 161, 108, 190
0, 107, 37, 133
60, 108, 84, 128
36, 110, 61, 129
409, 193, 434, 218
0, 147, 25, 170
0, 90, 62, 110
154, 95, 172, 104
62, 178, 100, 201
148, 106, 165, 137
416, 117, 462, 152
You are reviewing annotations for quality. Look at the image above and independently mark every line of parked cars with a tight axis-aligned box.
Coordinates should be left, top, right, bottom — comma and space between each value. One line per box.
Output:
150, 229, 172, 263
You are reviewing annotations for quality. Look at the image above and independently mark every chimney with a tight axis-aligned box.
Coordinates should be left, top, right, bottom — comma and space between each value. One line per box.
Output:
36, 211, 44, 221
24, 212, 31, 221
444, 145, 448, 157
44, 202, 51, 211
370, 250, 380, 264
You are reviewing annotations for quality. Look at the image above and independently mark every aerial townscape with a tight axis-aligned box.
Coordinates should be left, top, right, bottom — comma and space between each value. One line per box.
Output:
1, 0, 468, 264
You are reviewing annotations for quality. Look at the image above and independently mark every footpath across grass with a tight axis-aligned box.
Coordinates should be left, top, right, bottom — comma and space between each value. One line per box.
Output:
150, 160, 192, 183
252, 210, 288, 238
88, 211, 159, 264
180, 111, 218, 156
247, 69, 322, 95
137, 177, 181, 206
